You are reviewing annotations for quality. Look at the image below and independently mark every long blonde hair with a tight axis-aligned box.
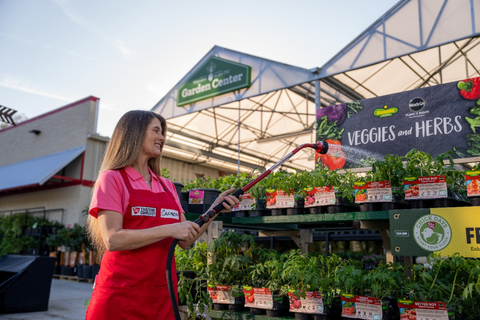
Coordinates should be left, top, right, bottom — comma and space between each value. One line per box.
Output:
86, 110, 167, 253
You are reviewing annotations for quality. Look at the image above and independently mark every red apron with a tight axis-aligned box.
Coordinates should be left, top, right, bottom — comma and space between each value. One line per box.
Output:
86, 169, 180, 320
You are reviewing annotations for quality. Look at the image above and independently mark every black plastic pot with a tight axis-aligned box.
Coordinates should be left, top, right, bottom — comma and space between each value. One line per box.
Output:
180, 191, 189, 213
287, 199, 305, 215
309, 206, 327, 214
382, 297, 399, 320
408, 199, 433, 209
177, 271, 200, 305
92, 264, 100, 279
359, 202, 381, 212
213, 303, 228, 310
265, 295, 289, 317
271, 208, 287, 216
250, 308, 266, 315
173, 182, 183, 199
83, 264, 93, 279
295, 312, 312, 320
234, 210, 248, 218
287, 208, 306, 215
228, 296, 246, 312
248, 210, 263, 217
470, 196, 480, 206
256, 198, 266, 210
187, 188, 221, 214
313, 302, 336, 320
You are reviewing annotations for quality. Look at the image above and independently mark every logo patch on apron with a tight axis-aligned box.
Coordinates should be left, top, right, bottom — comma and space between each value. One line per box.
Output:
161, 208, 179, 219
131, 206, 156, 217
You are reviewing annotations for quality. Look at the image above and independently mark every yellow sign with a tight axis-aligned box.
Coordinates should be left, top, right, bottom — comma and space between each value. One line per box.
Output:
431, 207, 480, 257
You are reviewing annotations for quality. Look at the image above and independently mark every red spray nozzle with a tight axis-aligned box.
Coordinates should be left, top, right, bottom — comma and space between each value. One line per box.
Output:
316, 141, 329, 154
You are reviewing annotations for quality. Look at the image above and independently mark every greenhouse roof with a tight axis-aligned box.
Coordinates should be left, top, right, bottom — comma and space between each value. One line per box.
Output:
152, 0, 480, 173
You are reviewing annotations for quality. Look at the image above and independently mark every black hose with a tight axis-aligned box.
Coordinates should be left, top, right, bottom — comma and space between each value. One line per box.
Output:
166, 238, 181, 320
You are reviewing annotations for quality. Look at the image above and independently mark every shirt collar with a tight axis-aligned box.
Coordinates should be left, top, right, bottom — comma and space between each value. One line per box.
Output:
125, 166, 159, 182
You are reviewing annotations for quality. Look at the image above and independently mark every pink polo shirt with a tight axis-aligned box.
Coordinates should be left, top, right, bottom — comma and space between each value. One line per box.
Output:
89, 166, 184, 218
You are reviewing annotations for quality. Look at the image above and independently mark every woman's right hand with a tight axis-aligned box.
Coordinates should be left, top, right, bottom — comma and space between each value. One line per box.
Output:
171, 221, 201, 241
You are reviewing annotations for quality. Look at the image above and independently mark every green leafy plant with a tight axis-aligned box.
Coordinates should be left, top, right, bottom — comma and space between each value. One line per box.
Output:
404, 253, 480, 318
325, 169, 357, 201
175, 241, 209, 318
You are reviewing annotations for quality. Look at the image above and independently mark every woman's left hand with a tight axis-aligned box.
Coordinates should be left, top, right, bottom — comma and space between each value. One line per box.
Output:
210, 188, 242, 213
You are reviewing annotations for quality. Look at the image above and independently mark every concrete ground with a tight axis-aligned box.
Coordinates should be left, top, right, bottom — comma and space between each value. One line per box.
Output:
0, 278, 93, 320
0, 278, 195, 320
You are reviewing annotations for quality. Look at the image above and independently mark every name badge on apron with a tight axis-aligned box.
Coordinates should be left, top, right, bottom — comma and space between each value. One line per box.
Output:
131, 206, 156, 217
161, 208, 179, 219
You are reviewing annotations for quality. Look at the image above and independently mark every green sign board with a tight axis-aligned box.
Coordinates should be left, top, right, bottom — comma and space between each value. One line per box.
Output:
176, 56, 252, 106
390, 207, 480, 257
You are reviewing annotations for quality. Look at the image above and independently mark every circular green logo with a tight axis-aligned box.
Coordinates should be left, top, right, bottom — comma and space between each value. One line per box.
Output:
413, 214, 452, 251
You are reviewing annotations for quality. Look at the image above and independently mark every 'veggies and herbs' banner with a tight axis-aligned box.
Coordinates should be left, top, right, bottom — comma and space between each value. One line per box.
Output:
316, 76, 480, 168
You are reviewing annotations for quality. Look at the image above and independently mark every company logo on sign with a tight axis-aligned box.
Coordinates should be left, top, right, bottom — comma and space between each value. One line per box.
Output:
409, 97, 425, 112
161, 208, 179, 219
177, 56, 251, 106
132, 206, 156, 217
373, 105, 398, 118
413, 214, 452, 251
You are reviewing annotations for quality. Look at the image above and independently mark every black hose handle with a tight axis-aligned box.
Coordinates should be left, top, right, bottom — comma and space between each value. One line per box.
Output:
194, 188, 244, 227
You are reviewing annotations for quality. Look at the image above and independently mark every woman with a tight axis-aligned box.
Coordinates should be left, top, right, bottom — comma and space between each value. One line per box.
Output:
85, 110, 240, 319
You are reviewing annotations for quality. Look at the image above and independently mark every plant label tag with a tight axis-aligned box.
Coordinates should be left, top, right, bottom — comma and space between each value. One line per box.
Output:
397, 299, 448, 320
354, 181, 393, 203
304, 186, 335, 207
288, 290, 324, 314
208, 285, 235, 304
188, 190, 204, 204
243, 287, 274, 310
403, 175, 448, 200
233, 193, 254, 211
465, 170, 480, 196
340, 293, 381, 319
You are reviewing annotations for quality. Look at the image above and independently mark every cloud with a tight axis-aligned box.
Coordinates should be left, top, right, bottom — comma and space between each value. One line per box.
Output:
53, 0, 94, 29
0, 76, 72, 102
113, 39, 137, 59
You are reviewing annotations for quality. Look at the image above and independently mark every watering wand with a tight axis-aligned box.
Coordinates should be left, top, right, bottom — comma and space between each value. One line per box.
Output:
166, 141, 329, 319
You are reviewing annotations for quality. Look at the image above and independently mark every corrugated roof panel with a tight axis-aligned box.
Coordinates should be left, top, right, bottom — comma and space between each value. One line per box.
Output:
0, 146, 85, 192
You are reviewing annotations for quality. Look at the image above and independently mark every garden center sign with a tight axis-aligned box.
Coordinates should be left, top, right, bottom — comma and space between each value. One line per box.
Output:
316, 76, 480, 168
177, 56, 251, 106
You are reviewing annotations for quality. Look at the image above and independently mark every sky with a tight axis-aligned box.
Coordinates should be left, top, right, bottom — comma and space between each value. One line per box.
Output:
0, 0, 399, 137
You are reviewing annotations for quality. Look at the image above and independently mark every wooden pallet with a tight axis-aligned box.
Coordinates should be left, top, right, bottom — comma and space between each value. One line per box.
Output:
53, 274, 94, 284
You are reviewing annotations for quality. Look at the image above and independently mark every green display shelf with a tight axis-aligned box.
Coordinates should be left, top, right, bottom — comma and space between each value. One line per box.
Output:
232, 211, 389, 225
209, 310, 294, 320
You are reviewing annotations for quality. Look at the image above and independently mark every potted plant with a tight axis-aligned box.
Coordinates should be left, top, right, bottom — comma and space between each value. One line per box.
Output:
303, 166, 331, 214
248, 171, 269, 217
248, 248, 289, 317
207, 231, 256, 313
324, 169, 358, 213
175, 241, 209, 317
360, 253, 385, 270
264, 170, 292, 216
284, 250, 323, 320
403, 253, 480, 319
368, 153, 408, 210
